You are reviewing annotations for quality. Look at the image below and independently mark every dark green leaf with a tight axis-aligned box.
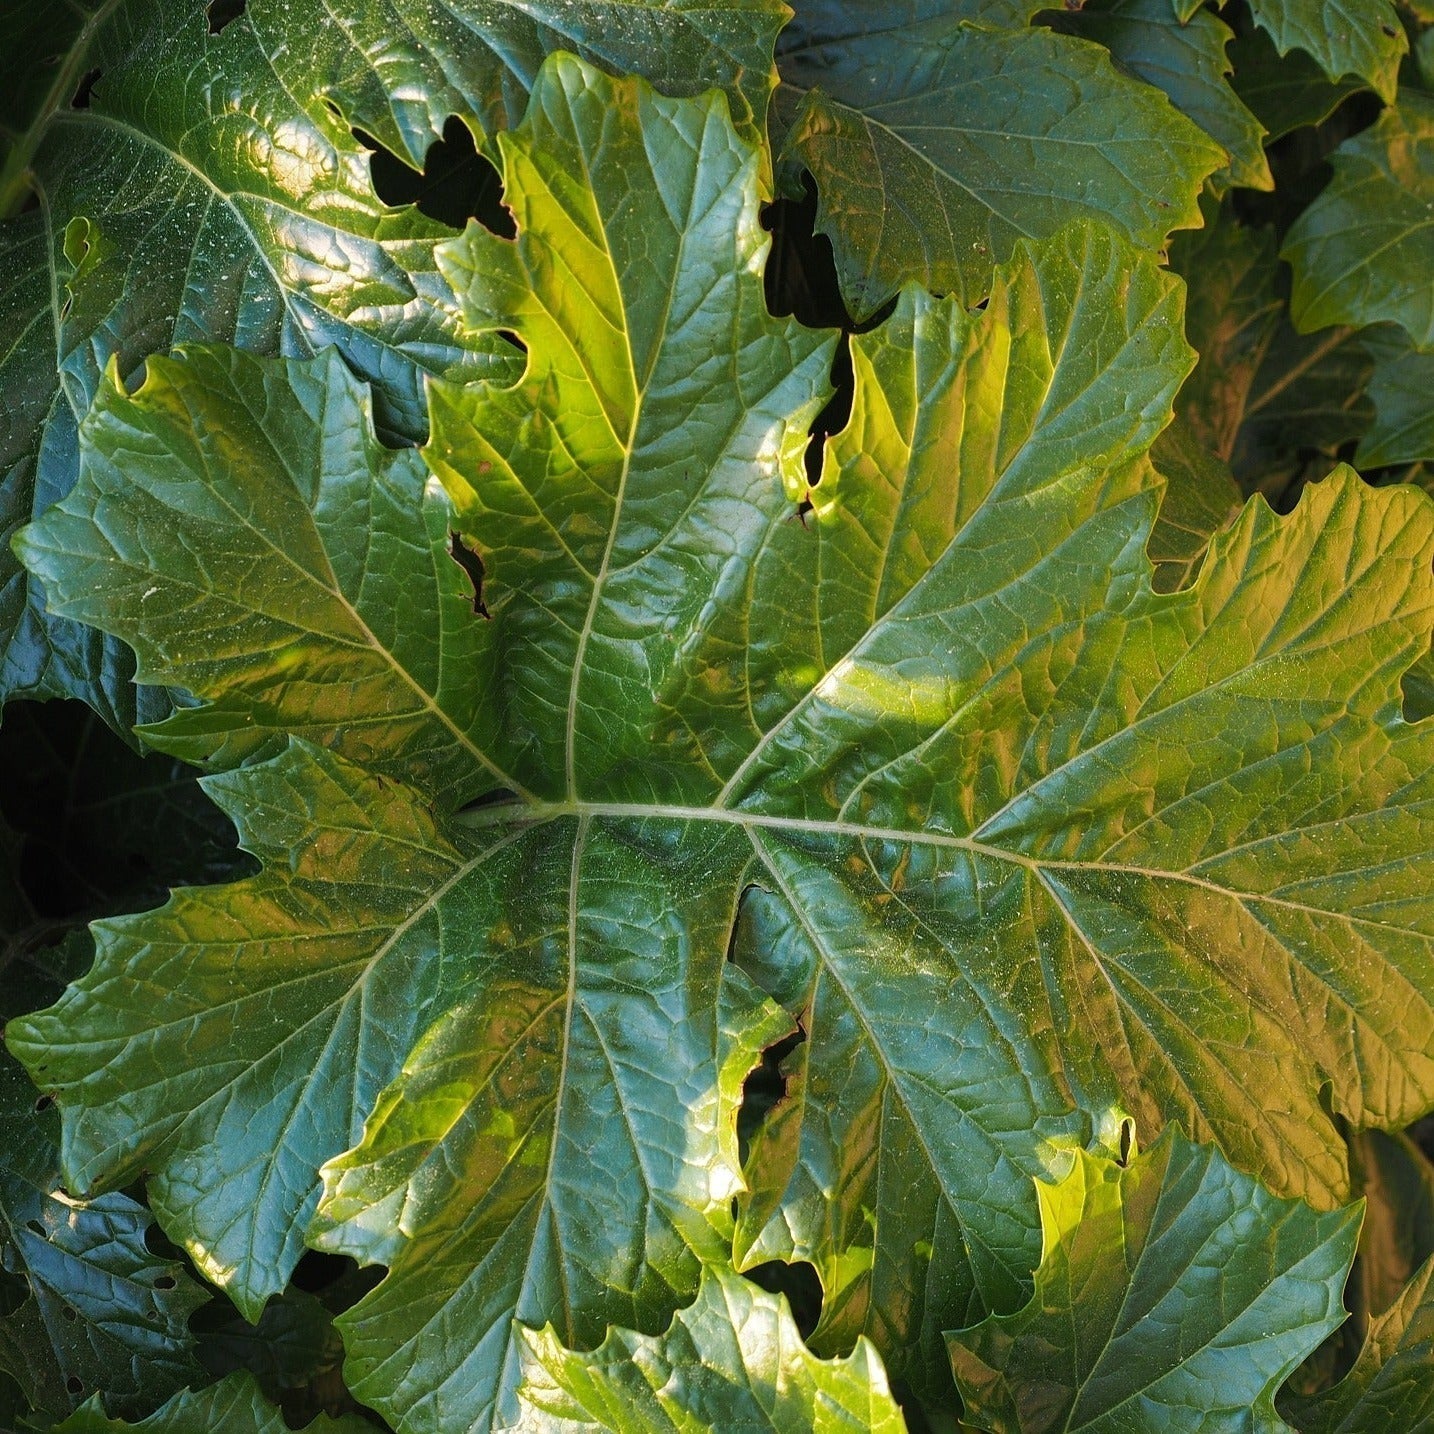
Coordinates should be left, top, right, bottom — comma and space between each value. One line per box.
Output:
512, 1266, 907, 1431
1284, 93, 1434, 348
1282, 1256, 1434, 1433
51, 1370, 376, 1433
0, 1060, 206, 1423
1349, 1129, 1434, 1324
1245, 0, 1406, 102
946, 1128, 1360, 1432
774, 16, 1223, 318
1228, 24, 1364, 142
1051, 0, 1272, 194
0, 700, 248, 922
1171, 204, 1373, 496
192, 1282, 354, 1427
0, 0, 107, 215
1146, 419, 1244, 594
1357, 326, 1434, 468
0, 214, 161, 734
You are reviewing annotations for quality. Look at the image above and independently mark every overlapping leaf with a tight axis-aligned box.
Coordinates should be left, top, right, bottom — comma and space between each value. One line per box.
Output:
772, 10, 1223, 318
511, 1267, 907, 1432
0, 1060, 206, 1425
946, 1129, 1360, 1432
1051, 0, 1271, 194
1245, 0, 1406, 103
1358, 327, 1434, 469
1284, 93, 1434, 348
0, 0, 785, 731
1171, 204, 1372, 494
52, 1371, 374, 1433
1282, 1256, 1434, 1433
0, 214, 162, 733
1228, 23, 1365, 142
257, 0, 786, 172
0, 0, 508, 725
1348, 1130, 1434, 1325
1145, 420, 1243, 595
11, 51, 1434, 1434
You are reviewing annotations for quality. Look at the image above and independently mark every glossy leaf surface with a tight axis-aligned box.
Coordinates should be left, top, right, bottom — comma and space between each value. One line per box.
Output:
773, 14, 1223, 317
12, 52, 1434, 1434
511, 1267, 908, 1432
947, 1128, 1360, 1432
0, 0, 786, 732
251, 0, 786, 170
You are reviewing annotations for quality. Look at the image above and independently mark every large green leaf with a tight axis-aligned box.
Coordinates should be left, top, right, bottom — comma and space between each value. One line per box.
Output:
1244, 0, 1405, 104
1, 0, 786, 731
1050, 0, 1272, 194
1283, 93, 1434, 349
1281, 1256, 1434, 1433
0, 1059, 207, 1424
772, 14, 1223, 318
0, 0, 510, 727
52, 1371, 375, 1433
12, 54, 1434, 1432
511, 1266, 907, 1431
946, 1128, 1360, 1432
15, 344, 529, 800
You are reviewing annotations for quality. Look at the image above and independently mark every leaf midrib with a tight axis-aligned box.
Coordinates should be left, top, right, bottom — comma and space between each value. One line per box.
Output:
457, 799, 1408, 934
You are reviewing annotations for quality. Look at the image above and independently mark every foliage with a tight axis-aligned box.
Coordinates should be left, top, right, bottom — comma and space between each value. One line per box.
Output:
2, 0, 1434, 1430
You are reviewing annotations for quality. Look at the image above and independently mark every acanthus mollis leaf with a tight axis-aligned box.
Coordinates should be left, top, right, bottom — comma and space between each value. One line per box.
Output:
0, 0, 787, 733
510, 1267, 907, 1432
1284, 93, 1434, 349
1145, 419, 1244, 595
11, 50, 1434, 1432
946, 1128, 1360, 1432
260, 0, 788, 176
51, 1371, 374, 1433
1227, 23, 1364, 143
0, 1060, 207, 1424
1280, 1256, 1434, 1433
1356, 327, 1434, 470
771, 11, 1223, 319
1049, 0, 1272, 196
1244, 0, 1406, 104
